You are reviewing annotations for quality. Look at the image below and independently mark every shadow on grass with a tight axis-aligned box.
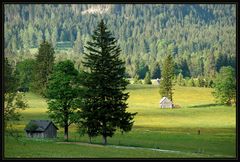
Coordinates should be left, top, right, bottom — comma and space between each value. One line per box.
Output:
188, 103, 224, 108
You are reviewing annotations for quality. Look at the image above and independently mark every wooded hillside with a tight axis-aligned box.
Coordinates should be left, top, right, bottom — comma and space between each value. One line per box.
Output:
4, 4, 236, 79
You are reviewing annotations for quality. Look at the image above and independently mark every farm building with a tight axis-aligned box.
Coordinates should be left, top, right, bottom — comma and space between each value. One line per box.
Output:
159, 97, 174, 108
25, 120, 58, 138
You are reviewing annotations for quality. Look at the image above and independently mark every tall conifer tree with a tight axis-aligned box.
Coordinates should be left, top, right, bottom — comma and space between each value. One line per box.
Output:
159, 54, 175, 101
31, 41, 55, 96
80, 20, 136, 145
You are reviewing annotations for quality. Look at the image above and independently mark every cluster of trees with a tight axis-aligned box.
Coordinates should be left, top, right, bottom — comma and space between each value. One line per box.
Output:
4, 4, 236, 81
7, 20, 136, 144
4, 58, 28, 138
159, 55, 236, 106
175, 74, 214, 88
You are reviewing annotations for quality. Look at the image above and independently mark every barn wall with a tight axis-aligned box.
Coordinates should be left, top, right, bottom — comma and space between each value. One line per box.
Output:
44, 123, 57, 138
160, 101, 173, 108
26, 132, 44, 138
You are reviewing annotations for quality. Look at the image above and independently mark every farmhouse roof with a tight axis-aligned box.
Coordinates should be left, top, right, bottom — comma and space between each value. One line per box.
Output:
25, 120, 58, 132
160, 97, 171, 103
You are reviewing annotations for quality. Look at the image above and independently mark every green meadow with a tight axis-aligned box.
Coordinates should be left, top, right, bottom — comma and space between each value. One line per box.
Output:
4, 84, 236, 158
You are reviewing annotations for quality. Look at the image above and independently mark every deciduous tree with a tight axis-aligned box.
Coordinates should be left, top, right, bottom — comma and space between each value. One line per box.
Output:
46, 60, 84, 141
212, 66, 236, 105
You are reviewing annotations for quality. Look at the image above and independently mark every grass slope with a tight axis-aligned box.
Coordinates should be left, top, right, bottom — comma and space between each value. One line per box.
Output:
4, 85, 236, 158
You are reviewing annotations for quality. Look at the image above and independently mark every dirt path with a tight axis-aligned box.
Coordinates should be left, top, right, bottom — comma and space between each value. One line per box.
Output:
57, 142, 234, 158
57, 142, 201, 156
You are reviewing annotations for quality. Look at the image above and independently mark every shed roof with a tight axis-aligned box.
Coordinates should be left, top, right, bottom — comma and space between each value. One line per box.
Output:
160, 97, 172, 104
25, 120, 58, 132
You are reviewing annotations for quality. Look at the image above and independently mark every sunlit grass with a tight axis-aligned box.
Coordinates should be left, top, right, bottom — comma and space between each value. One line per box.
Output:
4, 84, 236, 158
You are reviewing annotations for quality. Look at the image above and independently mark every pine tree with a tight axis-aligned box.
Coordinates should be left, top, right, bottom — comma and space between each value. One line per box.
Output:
159, 54, 175, 101
144, 72, 152, 84
31, 41, 55, 96
80, 20, 136, 145
150, 62, 161, 79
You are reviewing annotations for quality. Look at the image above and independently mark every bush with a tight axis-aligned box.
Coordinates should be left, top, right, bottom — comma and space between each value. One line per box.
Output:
144, 72, 152, 84
133, 75, 142, 84
25, 123, 38, 132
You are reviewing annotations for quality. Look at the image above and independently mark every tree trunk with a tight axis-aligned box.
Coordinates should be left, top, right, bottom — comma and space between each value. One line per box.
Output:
64, 124, 68, 141
102, 135, 107, 145
226, 99, 231, 106
89, 136, 92, 144
102, 122, 107, 145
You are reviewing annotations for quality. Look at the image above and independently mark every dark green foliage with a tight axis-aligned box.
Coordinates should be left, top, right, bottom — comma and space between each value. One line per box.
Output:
31, 41, 55, 96
215, 54, 235, 72
212, 66, 236, 105
4, 4, 236, 80
46, 60, 84, 141
159, 54, 175, 101
137, 61, 149, 79
144, 72, 152, 84
4, 58, 28, 131
80, 20, 136, 145
4, 58, 18, 93
25, 123, 38, 132
150, 62, 161, 79
179, 59, 190, 78
15, 59, 35, 92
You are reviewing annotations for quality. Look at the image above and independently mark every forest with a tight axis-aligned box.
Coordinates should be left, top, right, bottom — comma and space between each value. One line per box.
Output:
4, 4, 236, 83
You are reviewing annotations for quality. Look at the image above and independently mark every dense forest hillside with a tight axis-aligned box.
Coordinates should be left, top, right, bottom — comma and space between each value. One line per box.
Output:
4, 4, 236, 79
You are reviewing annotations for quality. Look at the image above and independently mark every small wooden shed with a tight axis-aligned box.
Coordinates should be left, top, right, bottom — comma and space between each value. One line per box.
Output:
159, 97, 174, 108
25, 120, 58, 138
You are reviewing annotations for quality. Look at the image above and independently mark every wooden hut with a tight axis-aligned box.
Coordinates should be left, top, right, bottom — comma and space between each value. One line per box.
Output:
25, 120, 58, 138
159, 97, 173, 108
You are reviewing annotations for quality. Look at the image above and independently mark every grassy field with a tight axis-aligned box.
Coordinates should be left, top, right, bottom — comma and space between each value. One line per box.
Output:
4, 84, 236, 158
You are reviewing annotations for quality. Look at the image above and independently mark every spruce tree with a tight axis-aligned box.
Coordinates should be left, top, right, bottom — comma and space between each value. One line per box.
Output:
159, 54, 175, 101
31, 41, 55, 96
80, 20, 136, 145
150, 62, 161, 79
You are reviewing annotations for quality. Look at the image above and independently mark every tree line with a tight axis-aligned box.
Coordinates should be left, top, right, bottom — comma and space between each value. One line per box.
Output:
4, 4, 236, 81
